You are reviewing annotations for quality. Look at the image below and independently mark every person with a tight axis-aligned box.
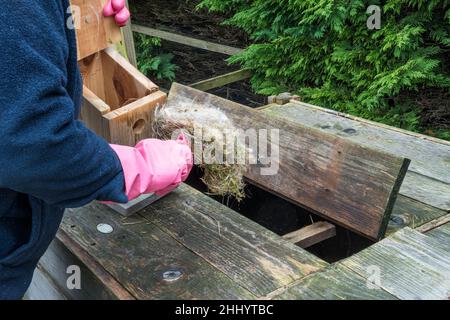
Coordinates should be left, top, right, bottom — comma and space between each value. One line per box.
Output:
0, 0, 193, 299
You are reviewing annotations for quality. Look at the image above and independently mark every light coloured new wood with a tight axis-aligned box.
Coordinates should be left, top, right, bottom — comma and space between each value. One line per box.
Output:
80, 46, 164, 146
71, 0, 122, 61
131, 24, 243, 56
190, 69, 252, 91
342, 227, 450, 300
263, 102, 450, 211
167, 83, 410, 240
282, 221, 336, 248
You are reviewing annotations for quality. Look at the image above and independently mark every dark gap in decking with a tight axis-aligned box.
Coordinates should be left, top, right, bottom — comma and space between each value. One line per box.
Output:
185, 166, 374, 263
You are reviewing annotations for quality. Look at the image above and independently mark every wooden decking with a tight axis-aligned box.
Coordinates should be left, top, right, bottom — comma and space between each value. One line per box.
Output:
27, 99, 450, 300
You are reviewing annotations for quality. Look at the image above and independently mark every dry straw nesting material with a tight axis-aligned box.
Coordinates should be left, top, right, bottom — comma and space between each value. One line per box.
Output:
153, 100, 252, 201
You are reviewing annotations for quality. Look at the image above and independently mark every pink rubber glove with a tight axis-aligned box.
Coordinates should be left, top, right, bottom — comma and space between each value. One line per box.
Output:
110, 134, 193, 202
103, 0, 130, 27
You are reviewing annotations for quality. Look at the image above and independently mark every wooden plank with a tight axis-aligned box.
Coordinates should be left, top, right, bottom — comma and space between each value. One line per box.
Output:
282, 222, 336, 248
386, 195, 447, 235
416, 214, 450, 233
167, 83, 411, 240
341, 227, 450, 299
25, 266, 67, 300
38, 232, 134, 300
138, 184, 328, 297
131, 24, 243, 56
425, 222, 450, 246
190, 69, 252, 92
71, 0, 122, 60
272, 265, 397, 300
61, 202, 256, 299
263, 102, 450, 211
121, 1, 137, 67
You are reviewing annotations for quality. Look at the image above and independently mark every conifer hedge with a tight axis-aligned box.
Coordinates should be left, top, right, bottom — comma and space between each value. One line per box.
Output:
198, 0, 450, 138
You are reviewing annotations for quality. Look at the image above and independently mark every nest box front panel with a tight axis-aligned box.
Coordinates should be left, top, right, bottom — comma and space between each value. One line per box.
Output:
70, 0, 122, 60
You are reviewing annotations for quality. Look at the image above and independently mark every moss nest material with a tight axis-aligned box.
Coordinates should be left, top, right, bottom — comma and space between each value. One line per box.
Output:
153, 101, 251, 201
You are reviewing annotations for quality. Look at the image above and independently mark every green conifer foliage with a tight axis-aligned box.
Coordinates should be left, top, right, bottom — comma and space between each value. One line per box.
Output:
198, 0, 450, 137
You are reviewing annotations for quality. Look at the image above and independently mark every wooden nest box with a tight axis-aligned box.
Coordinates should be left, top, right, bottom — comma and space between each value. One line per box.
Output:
72, 0, 166, 146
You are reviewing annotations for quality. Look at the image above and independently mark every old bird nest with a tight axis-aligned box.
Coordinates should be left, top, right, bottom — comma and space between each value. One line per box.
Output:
153, 101, 252, 202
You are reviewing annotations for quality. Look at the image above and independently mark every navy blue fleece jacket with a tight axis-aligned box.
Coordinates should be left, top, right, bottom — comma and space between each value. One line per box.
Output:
0, 0, 128, 299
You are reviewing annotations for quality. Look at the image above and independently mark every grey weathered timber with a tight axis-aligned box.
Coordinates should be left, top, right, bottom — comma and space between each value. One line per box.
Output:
387, 195, 448, 235
131, 25, 243, 56
341, 227, 450, 300
263, 102, 450, 211
62, 200, 256, 300
25, 266, 67, 300
138, 184, 328, 297
122, 1, 137, 67
273, 265, 397, 300
167, 83, 410, 240
424, 222, 450, 246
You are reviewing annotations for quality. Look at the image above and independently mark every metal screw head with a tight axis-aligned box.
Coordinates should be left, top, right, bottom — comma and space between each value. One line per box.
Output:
162, 270, 183, 282
97, 223, 114, 234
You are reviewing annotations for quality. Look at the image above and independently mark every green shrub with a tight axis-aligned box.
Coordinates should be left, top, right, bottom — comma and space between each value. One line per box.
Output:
198, 0, 450, 138
135, 34, 178, 81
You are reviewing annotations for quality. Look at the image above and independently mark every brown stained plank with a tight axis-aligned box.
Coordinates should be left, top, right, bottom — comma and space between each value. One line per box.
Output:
138, 184, 328, 297
263, 102, 450, 211
386, 196, 447, 236
341, 227, 450, 300
167, 83, 410, 240
62, 203, 255, 300
282, 222, 336, 248
272, 265, 397, 300
425, 222, 450, 246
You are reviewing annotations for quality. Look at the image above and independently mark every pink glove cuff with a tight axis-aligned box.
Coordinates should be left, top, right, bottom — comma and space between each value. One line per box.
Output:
111, 134, 193, 202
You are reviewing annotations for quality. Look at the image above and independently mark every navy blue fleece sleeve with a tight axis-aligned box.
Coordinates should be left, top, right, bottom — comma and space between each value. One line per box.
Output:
0, 1, 128, 207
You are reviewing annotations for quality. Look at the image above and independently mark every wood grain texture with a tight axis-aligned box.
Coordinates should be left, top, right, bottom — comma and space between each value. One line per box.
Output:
37, 232, 134, 300
387, 195, 447, 235
168, 83, 410, 240
341, 227, 450, 300
62, 202, 256, 300
71, 0, 122, 60
25, 266, 67, 300
282, 221, 336, 248
425, 222, 450, 246
138, 184, 328, 297
263, 102, 450, 211
273, 265, 397, 300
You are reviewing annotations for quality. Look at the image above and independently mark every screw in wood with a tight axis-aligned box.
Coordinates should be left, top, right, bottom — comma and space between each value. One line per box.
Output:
97, 223, 114, 234
162, 270, 183, 282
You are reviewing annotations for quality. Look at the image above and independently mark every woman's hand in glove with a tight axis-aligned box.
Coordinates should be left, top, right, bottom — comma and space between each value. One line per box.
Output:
103, 0, 130, 27
110, 134, 193, 202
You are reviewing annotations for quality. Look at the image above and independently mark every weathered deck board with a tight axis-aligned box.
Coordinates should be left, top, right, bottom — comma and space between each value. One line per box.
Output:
139, 184, 328, 297
25, 266, 67, 300
341, 228, 450, 300
62, 202, 255, 300
387, 196, 447, 235
273, 265, 397, 300
168, 84, 410, 240
425, 222, 450, 246
263, 102, 450, 211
